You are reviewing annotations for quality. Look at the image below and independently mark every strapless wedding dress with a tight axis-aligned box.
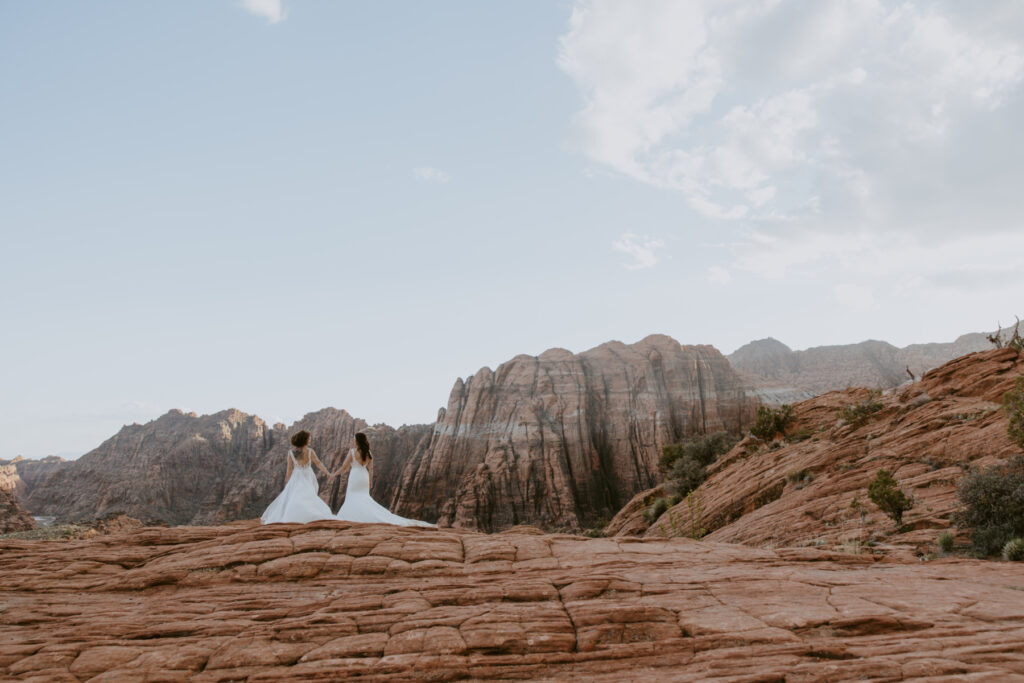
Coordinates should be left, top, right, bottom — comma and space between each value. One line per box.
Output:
335, 457, 434, 527
261, 451, 335, 524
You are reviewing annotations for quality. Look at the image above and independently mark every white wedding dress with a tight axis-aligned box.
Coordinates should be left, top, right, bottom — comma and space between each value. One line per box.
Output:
260, 450, 335, 524
335, 452, 434, 527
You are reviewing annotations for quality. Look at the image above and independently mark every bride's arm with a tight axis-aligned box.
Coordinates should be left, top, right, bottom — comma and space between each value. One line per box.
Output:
285, 451, 293, 482
367, 460, 373, 490
309, 449, 330, 477
334, 449, 352, 476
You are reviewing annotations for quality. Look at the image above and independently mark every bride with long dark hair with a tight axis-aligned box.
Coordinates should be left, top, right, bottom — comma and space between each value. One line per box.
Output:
334, 432, 434, 527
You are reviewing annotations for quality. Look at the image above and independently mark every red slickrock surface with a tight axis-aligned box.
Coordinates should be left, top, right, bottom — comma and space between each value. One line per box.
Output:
3, 520, 1024, 681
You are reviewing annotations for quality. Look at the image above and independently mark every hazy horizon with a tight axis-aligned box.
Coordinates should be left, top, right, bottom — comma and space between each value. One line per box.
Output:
4, 1, 1023, 458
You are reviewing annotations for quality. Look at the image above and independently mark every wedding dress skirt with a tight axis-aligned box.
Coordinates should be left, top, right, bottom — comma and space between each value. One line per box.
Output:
335, 460, 434, 527
261, 452, 335, 524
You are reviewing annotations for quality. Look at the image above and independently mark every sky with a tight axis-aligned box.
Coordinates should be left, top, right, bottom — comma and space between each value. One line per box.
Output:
2, 0, 1023, 459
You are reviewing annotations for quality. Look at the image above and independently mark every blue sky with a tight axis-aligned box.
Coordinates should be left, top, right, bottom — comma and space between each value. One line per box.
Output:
3, 0, 1023, 458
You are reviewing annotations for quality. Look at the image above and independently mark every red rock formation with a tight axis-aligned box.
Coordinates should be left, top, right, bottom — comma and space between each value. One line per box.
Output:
0, 487, 35, 534
0, 455, 68, 501
26, 409, 275, 525
392, 335, 756, 532
730, 333, 992, 400
3, 521, 1024, 679
611, 348, 1024, 553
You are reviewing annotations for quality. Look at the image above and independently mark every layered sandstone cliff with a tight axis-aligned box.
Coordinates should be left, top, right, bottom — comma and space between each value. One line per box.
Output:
729, 333, 992, 401
391, 335, 756, 532
609, 347, 1024, 551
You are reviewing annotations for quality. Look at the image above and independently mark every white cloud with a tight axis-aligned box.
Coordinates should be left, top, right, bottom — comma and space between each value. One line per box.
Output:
707, 266, 732, 285
413, 166, 450, 184
558, 0, 1024, 232
240, 0, 287, 24
612, 233, 664, 270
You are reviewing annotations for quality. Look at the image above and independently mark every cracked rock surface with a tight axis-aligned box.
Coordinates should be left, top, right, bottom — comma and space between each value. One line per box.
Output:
3, 520, 1024, 681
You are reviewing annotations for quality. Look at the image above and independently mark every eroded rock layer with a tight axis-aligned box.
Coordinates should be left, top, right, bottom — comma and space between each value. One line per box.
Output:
3, 522, 1024, 680
391, 335, 756, 532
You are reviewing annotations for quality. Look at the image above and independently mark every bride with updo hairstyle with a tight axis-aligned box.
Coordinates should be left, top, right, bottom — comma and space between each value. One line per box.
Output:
333, 432, 434, 527
260, 429, 335, 524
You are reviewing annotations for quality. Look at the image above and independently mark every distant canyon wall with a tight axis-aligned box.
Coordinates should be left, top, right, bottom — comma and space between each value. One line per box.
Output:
390, 335, 756, 531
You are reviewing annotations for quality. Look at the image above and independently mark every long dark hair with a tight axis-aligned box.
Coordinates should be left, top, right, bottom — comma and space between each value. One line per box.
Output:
355, 432, 372, 461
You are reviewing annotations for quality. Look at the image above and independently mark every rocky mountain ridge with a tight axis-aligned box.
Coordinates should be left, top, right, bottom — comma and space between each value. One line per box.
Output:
13, 329, 1004, 532
729, 332, 992, 402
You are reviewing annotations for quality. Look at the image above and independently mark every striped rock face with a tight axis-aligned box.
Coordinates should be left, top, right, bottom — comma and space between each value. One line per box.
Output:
391, 335, 756, 532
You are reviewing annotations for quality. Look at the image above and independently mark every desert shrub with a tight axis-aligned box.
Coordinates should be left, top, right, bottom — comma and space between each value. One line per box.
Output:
1004, 538, 1024, 561
1005, 377, 1024, 450
839, 390, 883, 427
867, 469, 914, 527
583, 528, 605, 538
954, 455, 1024, 556
938, 531, 954, 553
644, 497, 670, 523
660, 431, 737, 497
849, 494, 868, 523
750, 404, 794, 441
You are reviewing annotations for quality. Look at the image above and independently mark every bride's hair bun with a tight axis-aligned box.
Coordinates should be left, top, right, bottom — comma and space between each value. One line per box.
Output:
290, 430, 311, 449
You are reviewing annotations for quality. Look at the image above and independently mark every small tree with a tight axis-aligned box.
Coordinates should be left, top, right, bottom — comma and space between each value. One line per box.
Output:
660, 432, 737, 497
867, 469, 914, 527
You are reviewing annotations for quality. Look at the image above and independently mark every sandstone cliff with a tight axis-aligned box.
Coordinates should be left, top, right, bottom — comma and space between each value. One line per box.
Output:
3, 521, 1024, 680
0, 455, 68, 500
391, 335, 756, 532
610, 347, 1024, 552
0, 487, 35, 534
729, 332, 992, 401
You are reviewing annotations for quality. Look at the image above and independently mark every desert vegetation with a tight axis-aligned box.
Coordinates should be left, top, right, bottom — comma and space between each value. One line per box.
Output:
839, 389, 883, 427
749, 404, 794, 441
867, 469, 914, 527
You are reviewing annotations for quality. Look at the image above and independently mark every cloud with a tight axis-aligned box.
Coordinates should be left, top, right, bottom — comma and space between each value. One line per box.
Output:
707, 266, 732, 285
613, 233, 664, 270
413, 166, 450, 184
558, 1, 1024, 239
240, 0, 287, 24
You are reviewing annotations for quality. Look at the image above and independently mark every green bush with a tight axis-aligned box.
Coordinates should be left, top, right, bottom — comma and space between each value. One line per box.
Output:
938, 531, 954, 553
660, 432, 737, 497
644, 497, 670, 523
750, 405, 794, 441
1005, 377, 1024, 450
954, 455, 1024, 556
839, 390, 883, 427
1004, 538, 1024, 561
867, 469, 914, 527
